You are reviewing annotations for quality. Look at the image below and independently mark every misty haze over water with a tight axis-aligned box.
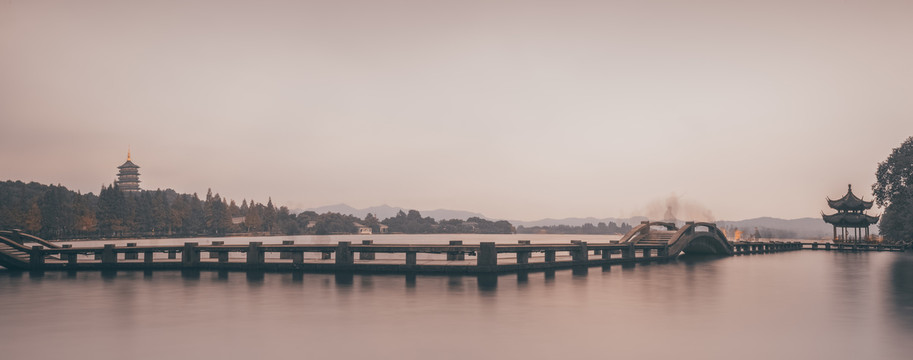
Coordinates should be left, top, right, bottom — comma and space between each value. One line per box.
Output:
2, 235, 912, 360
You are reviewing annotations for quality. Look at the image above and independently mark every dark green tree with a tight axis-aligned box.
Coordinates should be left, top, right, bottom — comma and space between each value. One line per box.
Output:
314, 212, 358, 235
24, 202, 42, 233
873, 136, 913, 246
97, 185, 123, 237
264, 198, 277, 234
244, 202, 263, 232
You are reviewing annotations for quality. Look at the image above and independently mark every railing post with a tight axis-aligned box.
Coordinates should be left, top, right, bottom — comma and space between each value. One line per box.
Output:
336, 241, 353, 265
291, 251, 304, 264
144, 250, 154, 264
572, 241, 588, 262
623, 243, 634, 259
447, 240, 464, 260
359, 240, 375, 260
602, 247, 611, 260
545, 250, 556, 263
68, 249, 78, 266
247, 242, 263, 266
812, 243, 818, 250
30, 245, 44, 270
210, 241, 224, 258
218, 249, 229, 263
477, 242, 497, 269
642, 248, 652, 258
182, 242, 199, 267
280, 240, 294, 259
406, 251, 417, 265
102, 244, 116, 265
168, 250, 177, 259
125, 243, 138, 260
517, 240, 530, 264
658, 246, 669, 258
60, 244, 72, 262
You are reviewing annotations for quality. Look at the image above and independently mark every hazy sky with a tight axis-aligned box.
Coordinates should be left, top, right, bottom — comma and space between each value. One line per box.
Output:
2, 0, 912, 221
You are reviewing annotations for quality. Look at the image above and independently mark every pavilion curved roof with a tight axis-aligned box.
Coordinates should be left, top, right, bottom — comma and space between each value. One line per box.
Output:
822, 212, 879, 227
826, 184, 873, 211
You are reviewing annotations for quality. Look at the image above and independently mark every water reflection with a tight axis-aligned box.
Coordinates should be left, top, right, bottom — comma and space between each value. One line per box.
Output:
516, 271, 529, 284
830, 252, 874, 319
101, 269, 116, 280
181, 269, 200, 280
477, 274, 497, 291
572, 266, 588, 276
333, 272, 353, 286
447, 275, 464, 292
890, 253, 913, 329
676, 253, 729, 265
3, 252, 913, 359
246, 270, 265, 283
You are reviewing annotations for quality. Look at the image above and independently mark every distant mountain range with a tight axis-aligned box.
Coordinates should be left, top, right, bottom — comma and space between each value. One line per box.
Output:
303, 204, 488, 222
300, 204, 868, 239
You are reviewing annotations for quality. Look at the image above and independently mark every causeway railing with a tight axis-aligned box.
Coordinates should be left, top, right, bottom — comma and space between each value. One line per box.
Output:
10, 239, 811, 273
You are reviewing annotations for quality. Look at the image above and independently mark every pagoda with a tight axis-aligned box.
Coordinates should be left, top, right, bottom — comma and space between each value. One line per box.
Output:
822, 184, 879, 244
115, 149, 141, 193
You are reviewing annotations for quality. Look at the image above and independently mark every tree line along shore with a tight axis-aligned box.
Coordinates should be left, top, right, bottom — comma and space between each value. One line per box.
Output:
0, 180, 631, 241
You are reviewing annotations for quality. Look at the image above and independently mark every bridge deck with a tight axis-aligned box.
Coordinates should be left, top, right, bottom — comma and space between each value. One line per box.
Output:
1, 228, 905, 274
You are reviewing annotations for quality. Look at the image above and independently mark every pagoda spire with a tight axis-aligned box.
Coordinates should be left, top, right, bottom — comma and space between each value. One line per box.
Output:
127, 146, 131, 161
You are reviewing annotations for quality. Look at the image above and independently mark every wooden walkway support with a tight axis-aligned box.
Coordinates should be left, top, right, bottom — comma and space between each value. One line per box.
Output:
0, 229, 905, 274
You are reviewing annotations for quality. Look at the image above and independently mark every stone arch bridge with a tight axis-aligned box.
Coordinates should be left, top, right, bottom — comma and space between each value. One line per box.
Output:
618, 221, 734, 257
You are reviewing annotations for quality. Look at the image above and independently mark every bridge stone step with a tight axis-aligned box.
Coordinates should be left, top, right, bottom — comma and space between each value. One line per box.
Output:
638, 241, 669, 245
0, 244, 30, 260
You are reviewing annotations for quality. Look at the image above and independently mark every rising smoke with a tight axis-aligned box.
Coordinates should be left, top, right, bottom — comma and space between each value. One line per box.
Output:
639, 194, 715, 223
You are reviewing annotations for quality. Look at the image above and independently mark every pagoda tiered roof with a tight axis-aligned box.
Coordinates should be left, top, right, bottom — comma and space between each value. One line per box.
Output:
118, 160, 139, 169
821, 212, 879, 227
826, 184, 873, 211
116, 149, 141, 192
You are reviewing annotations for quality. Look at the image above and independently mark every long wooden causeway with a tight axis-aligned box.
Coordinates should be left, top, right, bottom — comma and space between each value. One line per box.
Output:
0, 225, 905, 274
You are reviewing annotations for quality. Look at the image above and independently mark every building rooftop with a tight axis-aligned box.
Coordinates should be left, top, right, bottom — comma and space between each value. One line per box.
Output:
118, 160, 140, 169
822, 212, 879, 227
826, 184, 873, 211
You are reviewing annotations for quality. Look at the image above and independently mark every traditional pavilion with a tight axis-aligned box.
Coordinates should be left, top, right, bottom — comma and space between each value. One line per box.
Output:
115, 149, 141, 193
822, 184, 879, 244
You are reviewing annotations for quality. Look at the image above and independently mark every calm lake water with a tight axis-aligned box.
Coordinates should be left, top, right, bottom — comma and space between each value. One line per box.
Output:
2, 235, 912, 359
